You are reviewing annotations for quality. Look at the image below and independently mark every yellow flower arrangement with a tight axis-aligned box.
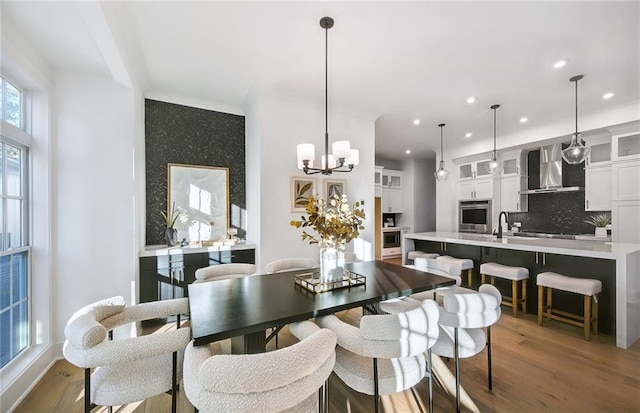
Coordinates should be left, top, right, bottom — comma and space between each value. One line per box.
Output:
290, 194, 365, 250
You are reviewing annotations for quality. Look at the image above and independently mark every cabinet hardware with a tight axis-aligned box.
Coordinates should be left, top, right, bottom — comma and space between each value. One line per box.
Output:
586, 200, 589, 209
516, 166, 519, 174
543, 253, 546, 266
516, 202, 519, 210
535, 252, 539, 264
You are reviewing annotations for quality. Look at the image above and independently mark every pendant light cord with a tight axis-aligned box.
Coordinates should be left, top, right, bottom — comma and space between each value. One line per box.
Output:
493, 107, 497, 151
574, 76, 578, 136
324, 24, 329, 170
440, 125, 444, 161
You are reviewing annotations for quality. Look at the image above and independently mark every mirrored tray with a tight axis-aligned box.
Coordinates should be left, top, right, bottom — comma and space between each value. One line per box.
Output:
294, 270, 366, 294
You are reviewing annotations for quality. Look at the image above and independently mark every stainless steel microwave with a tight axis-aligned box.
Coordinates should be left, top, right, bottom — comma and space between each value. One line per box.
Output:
459, 200, 492, 234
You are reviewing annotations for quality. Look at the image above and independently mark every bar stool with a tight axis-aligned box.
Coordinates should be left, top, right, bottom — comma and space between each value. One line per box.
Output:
407, 251, 439, 261
536, 272, 601, 340
436, 256, 474, 287
480, 262, 529, 318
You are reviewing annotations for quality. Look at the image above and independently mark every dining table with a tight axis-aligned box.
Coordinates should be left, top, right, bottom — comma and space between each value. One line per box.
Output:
187, 260, 456, 353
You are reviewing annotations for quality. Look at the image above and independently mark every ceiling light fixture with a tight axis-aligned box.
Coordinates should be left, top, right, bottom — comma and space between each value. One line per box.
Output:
466, 96, 476, 104
413, 119, 421, 125
406, 149, 411, 154
465, 132, 472, 138
553, 60, 567, 69
434, 123, 449, 182
561, 75, 590, 164
296, 17, 358, 175
602, 92, 614, 99
486, 104, 504, 175
520, 117, 528, 123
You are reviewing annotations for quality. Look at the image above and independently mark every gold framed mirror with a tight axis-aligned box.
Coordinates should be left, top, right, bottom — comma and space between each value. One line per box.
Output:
168, 163, 229, 243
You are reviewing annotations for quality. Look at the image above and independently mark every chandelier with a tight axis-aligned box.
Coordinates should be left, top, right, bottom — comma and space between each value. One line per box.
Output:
486, 104, 504, 175
296, 17, 359, 175
434, 123, 449, 182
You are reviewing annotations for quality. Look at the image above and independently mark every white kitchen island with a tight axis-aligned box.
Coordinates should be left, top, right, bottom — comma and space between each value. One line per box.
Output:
403, 231, 640, 349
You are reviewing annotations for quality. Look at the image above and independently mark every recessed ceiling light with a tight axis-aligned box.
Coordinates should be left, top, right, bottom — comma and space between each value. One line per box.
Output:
464, 132, 472, 138
602, 92, 615, 99
413, 119, 420, 125
519, 117, 528, 123
466, 96, 476, 104
405, 149, 411, 154
553, 60, 567, 69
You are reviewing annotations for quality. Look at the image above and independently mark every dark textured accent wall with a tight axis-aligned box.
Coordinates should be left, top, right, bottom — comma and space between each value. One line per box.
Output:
145, 99, 245, 245
509, 149, 610, 234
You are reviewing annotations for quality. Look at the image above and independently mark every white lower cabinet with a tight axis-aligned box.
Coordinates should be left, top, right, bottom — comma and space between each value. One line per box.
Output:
500, 176, 528, 212
585, 165, 612, 211
611, 200, 640, 243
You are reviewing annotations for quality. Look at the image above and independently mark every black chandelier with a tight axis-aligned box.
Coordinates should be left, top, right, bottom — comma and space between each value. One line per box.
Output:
561, 75, 590, 164
296, 17, 359, 175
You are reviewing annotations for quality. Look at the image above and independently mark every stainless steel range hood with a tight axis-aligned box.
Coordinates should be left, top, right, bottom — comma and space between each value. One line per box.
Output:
519, 144, 584, 194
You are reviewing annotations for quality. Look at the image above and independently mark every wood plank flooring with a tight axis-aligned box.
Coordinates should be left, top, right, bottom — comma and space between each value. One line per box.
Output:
14, 260, 640, 412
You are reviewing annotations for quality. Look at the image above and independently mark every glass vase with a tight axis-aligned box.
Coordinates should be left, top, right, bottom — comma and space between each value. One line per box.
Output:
165, 227, 178, 247
320, 246, 345, 284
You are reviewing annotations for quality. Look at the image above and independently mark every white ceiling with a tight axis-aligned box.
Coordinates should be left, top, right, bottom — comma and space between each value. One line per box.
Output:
2, 1, 639, 160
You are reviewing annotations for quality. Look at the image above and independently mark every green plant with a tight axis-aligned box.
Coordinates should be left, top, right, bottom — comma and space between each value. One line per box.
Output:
290, 194, 365, 250
161, 202, 184, 228
584, 214, 611, 227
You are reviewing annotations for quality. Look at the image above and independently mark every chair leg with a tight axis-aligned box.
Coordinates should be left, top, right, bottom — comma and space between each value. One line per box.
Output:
427, 348, 433, 413
373, 357, 380, 413
593, 295, 599, 335
481, 273, 486, 285
325, 378, 329, 413
537, 285, 544, 326
84, 368, 91, 413
318, 383, 324, 413
547, 288, 553, 320
467, 268, 473, 288
487, 326, 492, 391
512, 280, 518, 318
454, 327, 461, 413
522, 280, 527, 314
172, 351, 178, 413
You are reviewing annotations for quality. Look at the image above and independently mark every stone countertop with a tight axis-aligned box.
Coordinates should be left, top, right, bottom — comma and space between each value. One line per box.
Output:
140, 242, 256, 257
403, 232, 640, 260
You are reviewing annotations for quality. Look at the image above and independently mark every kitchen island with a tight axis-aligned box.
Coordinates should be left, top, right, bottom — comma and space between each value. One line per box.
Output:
402, 232, 640, 349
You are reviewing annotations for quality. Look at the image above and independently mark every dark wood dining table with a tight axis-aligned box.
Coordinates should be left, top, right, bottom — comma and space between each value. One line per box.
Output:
187, 260, 456, 353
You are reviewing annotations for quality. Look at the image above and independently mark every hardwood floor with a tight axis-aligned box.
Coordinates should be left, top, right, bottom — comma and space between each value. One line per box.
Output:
15, 262, 640, 412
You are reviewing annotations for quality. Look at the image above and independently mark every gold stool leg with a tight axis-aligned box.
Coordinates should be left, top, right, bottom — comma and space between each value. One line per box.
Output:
546, 288, 553, 320
490, 276, 495, 286
522, 280, 527, 314
593, 295, 599, 335
511, 280, 518, 318
537, 285, 544, 326
584, 295, 592, 340
467, 269, 473, 288
481, 273, 486, 285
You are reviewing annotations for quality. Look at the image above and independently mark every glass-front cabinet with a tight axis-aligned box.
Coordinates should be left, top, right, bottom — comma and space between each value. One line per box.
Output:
613, 131, 640, 162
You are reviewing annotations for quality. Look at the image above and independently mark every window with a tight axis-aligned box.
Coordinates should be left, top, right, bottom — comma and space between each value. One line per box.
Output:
1, 75, 29, 369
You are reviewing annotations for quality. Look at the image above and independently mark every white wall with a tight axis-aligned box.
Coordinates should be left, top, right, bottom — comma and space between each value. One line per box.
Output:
53, 71, 136, 343
247, 94, 375, 271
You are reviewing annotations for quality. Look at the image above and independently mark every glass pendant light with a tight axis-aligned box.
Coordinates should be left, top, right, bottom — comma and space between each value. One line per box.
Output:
434, 123, 449, 182
486, 104, 504, 175
561, 75, 590, 164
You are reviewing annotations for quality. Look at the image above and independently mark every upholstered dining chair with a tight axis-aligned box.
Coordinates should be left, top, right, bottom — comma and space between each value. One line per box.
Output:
432, 284, 502, 413
264, 257, 317, 273
193, 263, 256, 283
316, 299, 440, 413
63, 296, 191, 413
183, 320, 337, 413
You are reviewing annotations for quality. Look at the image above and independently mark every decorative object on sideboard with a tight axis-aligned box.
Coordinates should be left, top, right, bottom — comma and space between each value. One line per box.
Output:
561, 75, 591, 164
160, 201, 184, 246
434, 123, 450, 182
584, 213, 611, 238
290, 194, 365, 282
487, 104, 504, 175
296, 17, 359, 175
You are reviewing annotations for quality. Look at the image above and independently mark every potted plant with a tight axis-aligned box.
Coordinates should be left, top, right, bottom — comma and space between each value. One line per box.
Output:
161, 202, 185, 246
584, 214, 611, 238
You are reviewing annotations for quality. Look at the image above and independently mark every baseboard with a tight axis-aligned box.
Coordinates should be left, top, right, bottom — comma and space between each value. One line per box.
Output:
0, 342, 62, 413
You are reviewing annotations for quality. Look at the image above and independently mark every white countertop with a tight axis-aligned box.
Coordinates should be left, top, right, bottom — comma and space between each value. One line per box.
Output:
403, 231, 640, 260
140, 242, 256, 257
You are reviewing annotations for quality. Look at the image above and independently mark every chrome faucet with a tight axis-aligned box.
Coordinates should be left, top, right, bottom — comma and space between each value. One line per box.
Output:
495, 211, 509, 239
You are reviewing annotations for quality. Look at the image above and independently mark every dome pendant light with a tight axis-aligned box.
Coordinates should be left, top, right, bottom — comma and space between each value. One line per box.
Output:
561, 75, 590, 164
296, 17, 359, 175
486, 104, 504, 175
434, 123, 449, 182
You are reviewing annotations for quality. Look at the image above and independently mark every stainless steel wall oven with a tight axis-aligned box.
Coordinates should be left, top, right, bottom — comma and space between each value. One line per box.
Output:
459, 200, 492, 233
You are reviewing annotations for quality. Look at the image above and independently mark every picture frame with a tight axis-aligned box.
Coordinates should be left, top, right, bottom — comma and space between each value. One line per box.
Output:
324, 179, 346, 201
290, 176, 317, 212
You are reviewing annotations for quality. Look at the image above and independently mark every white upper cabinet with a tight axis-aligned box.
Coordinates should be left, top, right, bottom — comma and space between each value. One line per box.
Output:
458, 159, 491, 180
501, 176, 528, 212
612, 131, 640, 162
584, 135, 612, 166
374, 166, 384, 187
585, 165, 612, 211
501, 150, 527, 177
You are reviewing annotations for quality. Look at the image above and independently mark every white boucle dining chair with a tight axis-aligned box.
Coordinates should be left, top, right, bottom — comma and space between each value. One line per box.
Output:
316, 299, 440, 413
193, 263, 256, 283
183, 320, 337, 413
432, 284, 502, 413
63, 296, 191, 413
264, 257, 317, 273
